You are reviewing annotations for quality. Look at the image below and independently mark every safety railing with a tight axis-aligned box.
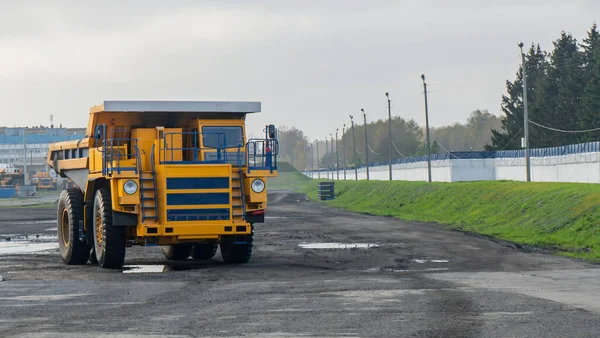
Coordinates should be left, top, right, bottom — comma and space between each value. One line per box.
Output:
159, 131, 243, 165
95, 125, 140, 176
247, 139, 278, 173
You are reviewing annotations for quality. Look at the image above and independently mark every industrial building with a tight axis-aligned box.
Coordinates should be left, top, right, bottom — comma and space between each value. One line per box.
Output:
0, 126, 86, 174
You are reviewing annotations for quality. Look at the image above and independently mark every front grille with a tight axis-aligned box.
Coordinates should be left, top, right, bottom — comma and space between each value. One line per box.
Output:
166, 177, 229, 190
166, 193, 229, 205
167, 209, 230, 221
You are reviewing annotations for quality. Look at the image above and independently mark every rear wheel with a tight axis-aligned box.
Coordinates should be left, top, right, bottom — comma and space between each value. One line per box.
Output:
161, 244, 193, 261
92, 188, 126, 269
191, 243, 218, 260
57, 188, 89, 265
220, 234, 253, 264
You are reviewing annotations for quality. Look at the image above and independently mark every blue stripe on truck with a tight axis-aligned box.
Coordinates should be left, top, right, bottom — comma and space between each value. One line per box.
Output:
166, 177, 229, 190
166, 193, 230, 205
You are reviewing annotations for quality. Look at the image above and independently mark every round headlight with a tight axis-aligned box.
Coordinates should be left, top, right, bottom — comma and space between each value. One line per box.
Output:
251, 179, 265, 193
123, 180, 138, 195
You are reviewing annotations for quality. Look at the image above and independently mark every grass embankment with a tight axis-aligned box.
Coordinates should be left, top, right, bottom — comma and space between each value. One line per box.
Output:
297, 179, 600, 261
267, 162, 311, 189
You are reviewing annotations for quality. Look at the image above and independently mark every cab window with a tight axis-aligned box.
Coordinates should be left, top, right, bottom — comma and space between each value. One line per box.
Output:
202, 126, 243, 149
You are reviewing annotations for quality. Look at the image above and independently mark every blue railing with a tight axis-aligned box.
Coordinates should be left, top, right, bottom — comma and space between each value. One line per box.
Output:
327, 141, 600, 171
247, 139, 278, 173
95, 125, 140, 176
159, 131, 244, 165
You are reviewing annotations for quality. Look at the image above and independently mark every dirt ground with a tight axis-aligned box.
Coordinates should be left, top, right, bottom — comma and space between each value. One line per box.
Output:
1, 190, 600, 337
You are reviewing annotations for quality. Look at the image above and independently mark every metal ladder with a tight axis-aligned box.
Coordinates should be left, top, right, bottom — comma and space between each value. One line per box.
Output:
231, 146, 246, 222
140, 144, 159, 222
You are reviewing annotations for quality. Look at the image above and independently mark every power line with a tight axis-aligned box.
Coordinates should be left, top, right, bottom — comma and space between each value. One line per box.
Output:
498, 127, 524, 151
367, 144, 382, 155
530, 120, 600, 133
391, 140, 408, 158
433, 139, 461, 159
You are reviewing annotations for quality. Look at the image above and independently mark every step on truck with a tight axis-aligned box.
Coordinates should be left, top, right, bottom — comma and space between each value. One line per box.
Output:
47, 101, 278, 269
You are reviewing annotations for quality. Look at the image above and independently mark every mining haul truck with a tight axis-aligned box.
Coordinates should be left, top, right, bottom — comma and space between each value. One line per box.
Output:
47, 101, 278, 269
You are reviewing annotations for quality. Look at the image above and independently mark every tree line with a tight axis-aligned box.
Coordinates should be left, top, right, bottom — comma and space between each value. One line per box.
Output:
276, 109, 501, 170
489, 23, 600, 149
277, 23, 600, 169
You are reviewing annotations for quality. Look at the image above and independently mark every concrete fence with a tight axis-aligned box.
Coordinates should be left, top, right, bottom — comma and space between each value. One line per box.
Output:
305, 142, 600, 184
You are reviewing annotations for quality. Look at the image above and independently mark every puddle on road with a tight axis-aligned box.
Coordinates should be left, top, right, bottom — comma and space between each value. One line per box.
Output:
123, 265, 166, 274
0, 235, 58, 255
384, 267, 450, 273
10, 220, 56, 225
299, 243, 381, 249
412, 259, 450, 264
0, 242, 58, 255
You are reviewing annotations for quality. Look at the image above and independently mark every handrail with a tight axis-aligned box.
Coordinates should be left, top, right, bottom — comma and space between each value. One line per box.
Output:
158, 131, 241, 164
134, 144, 141, 174
95, 125, 139, 175
247, 138, 278, 173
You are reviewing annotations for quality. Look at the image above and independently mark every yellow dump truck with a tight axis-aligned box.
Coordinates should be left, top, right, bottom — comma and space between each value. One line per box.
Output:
30, 170, 57, 190
47, 101, 278, 269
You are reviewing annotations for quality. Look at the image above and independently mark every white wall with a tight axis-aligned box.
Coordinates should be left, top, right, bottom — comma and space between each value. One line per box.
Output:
305, 151, 600, 184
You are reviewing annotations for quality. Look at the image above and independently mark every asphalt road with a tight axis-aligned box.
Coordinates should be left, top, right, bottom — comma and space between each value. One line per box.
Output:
1, 191, 600, 337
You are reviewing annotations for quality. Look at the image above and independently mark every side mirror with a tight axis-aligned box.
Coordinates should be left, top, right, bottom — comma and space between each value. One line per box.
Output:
94, 126, 103, 140
267, 125, 276, 139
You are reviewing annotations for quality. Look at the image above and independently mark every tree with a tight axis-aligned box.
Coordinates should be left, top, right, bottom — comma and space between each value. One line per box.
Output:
537, 32, 586, 146
489, 44, 549, 149
276, 126, 309, 169
579, 23, 600, 141
434, 110, 501, 151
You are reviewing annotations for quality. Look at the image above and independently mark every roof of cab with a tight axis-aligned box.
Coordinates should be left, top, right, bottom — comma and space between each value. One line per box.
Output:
90, 101, 261, 113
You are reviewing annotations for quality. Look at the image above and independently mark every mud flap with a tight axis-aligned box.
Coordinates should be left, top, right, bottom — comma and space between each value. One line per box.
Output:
112, 211, 138, 227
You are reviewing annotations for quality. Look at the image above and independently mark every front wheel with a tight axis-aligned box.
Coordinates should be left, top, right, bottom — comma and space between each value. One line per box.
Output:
92, 188, 126, 269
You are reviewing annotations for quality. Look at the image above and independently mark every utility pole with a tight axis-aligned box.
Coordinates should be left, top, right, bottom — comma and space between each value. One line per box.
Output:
342, 124, 347, 180
350, 115, 358, 180
330, 133, 335, 180
311, 143, 314, 179
325, 138, 329, 180
361, 108, 370, 180
519, 42, 531, 182
421, 74, 432, 183
23, 128, 28, 185
386, 92, 393, 181
316, 139, 320, 179
335, 129, 340, 180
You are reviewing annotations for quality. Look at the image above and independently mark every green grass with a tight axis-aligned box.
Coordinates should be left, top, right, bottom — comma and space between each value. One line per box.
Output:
267, 162, 311, 189
298, 179, 600, 261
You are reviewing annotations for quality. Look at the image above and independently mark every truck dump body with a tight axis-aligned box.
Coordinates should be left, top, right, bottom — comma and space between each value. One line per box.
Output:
48, 101, 278, 269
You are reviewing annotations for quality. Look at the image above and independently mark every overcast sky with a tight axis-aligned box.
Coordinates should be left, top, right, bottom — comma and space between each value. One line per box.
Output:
0, 0, 598, 139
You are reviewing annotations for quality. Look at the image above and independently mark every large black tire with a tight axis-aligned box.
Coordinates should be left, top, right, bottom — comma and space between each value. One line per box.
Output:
57, 188, 89, 265
92, 188, 126, 269
220, 235, 253, 264
191, 243, 218, 260
161, 244, 193, 261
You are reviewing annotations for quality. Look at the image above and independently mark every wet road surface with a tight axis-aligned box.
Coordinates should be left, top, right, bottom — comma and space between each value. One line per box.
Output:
1, 191, 600, 337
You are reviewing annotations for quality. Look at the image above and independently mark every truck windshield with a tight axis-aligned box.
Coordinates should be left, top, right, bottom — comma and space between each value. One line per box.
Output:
202, 126, 244, 149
